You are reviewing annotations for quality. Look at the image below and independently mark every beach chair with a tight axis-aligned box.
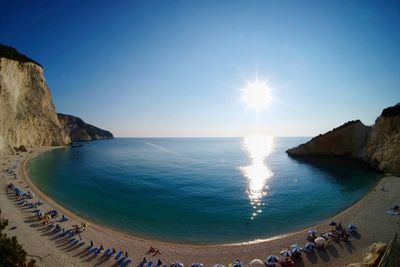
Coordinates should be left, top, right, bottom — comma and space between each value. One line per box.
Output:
95, 248, 103, 255
122, 259, 132, 267
89, 247, 98, 254
107, 250, 116, 257
117, 257, 126, 266
69, 238, 76, 243
71, 239, 80, 245
146, 260, 153, 267
115, 250, 123, 260
104, 249, 111, 256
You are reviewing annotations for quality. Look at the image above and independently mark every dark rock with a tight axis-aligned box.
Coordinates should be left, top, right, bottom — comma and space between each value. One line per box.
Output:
57, 113, 113, 142
287, 103, 400, 175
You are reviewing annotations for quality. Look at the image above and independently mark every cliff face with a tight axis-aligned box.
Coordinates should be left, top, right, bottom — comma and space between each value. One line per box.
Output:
287, 104, 400, 175
286, 120, 372, 160
57, 113, 113, 142
367, 104, 400, 175
0, 53, 70, 155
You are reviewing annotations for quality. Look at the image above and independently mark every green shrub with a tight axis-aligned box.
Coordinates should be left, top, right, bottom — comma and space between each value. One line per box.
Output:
0, 209, 36, 267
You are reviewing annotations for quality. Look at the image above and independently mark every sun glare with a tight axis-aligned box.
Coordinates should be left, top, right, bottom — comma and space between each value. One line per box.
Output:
241, 80, 273, 111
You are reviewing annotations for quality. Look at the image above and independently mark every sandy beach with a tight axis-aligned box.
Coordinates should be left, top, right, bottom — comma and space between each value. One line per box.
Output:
1, 147, 399, 267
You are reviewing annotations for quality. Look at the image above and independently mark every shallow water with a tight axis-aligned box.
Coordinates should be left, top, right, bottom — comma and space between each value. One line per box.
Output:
29, 137, 381, 244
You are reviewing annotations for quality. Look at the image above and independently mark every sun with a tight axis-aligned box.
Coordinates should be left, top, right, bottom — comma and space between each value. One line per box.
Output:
241, 80, 273, 111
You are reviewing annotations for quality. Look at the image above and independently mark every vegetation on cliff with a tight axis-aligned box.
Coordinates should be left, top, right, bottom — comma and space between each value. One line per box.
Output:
0, 44, 42, 67
381, 103, 400, 117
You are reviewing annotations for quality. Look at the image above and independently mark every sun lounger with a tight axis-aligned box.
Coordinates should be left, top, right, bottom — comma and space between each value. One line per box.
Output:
386, 210, 400, 216
89, 247, 98, 254
69, 238, 76, 243
115, 250, 123, 260
146, 260, 153, 267
104, 249, 111, 256
108, 250, 116, 257
122, 259, 132, 267
117, 257, 126, 265
95, 248, 103, 255
71, 239, 80, 245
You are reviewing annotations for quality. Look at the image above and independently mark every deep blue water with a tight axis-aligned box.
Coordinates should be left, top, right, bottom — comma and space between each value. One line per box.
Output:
28, 137, 381, 244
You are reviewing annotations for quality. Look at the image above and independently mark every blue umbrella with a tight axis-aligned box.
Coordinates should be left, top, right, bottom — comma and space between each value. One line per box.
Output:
232, 261, 245, 267
280, 250, 292, 257
191, 263, 204, 267
265, 255, 279, 265
304, 242, 316, 251
307, 230, 317, 236
348, 224, 357, 231
291, 247, 302, 254
329, 221, 337, 226
171, 262, 184, 267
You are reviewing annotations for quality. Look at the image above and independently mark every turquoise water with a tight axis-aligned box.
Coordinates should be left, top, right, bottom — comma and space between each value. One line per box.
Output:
28, 137, 381, 244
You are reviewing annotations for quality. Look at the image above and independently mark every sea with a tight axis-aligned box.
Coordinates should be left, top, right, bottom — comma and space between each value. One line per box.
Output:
28, 136, 381, 244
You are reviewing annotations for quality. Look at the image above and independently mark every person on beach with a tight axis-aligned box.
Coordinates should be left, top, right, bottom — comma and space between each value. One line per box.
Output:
125, 251, 128, 257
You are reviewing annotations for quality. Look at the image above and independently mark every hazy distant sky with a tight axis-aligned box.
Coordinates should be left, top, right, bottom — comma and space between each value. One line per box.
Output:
1, 1, 399, 137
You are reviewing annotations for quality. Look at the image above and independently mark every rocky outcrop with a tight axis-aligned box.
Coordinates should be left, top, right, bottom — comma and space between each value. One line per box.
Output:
287, 103, 400, 175
0, 45, 70, 155
57, 113, 113, 142
368, 104, 400, 175
286, 120, 372, 161
345, 241, 387, 267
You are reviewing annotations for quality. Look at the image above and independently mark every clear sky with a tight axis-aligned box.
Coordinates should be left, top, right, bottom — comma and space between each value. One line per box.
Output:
1, 1, 399, 137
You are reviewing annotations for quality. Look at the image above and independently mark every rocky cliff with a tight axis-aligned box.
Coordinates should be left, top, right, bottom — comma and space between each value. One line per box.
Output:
0, 45, 70, 155
57, 113, 113, 142
367, 104, 400, 175
286, 120, 372, 160
287, 103, 400, 175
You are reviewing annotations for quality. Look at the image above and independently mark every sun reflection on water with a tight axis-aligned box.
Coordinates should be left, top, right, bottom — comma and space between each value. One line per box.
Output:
240, 134, 274, 220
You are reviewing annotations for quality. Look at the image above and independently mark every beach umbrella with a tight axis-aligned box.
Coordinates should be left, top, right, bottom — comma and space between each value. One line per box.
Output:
348, 224, 357, 231
307, 230, 317, 236
232, 261, 245, 267
191, 263, 204, 267
323, 232, 330, 239
213, 264, 225, 267
304, 242, 316, 251
291, 247, 302, 254
280, 250, 292, 257
314, 237, 326, 246
171, 262, 184, 267
265, 255, 279, 266
249, 258, 264, 267
329, 221, 337, 226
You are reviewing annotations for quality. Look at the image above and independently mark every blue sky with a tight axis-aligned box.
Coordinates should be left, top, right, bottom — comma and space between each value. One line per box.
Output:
1, 1, 399, 137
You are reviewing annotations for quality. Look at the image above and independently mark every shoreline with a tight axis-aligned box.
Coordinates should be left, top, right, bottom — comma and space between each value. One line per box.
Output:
1, 146, 399, 266
22, 146, 373, 247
